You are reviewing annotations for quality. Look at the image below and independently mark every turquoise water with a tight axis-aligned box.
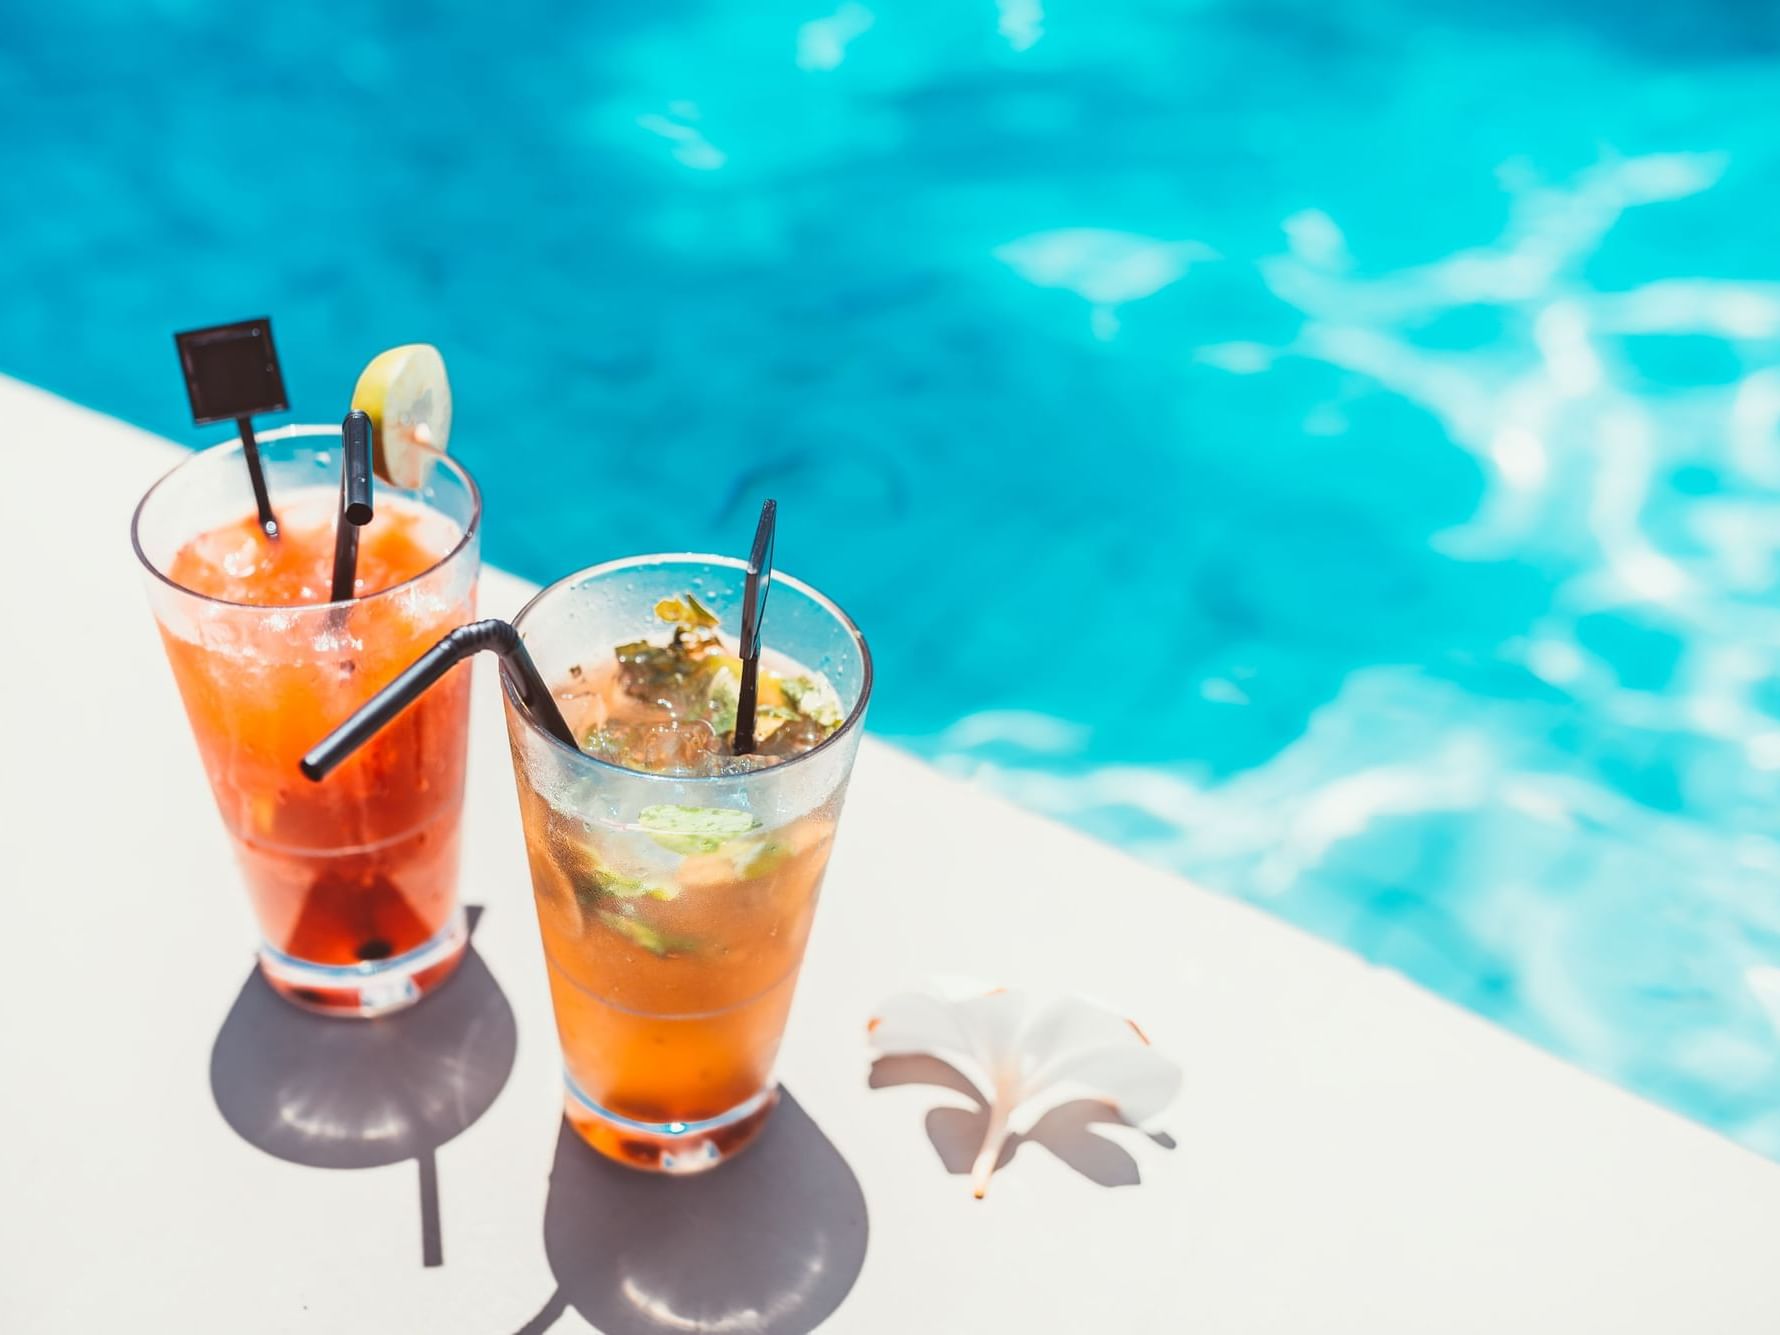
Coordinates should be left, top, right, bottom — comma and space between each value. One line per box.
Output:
6, 2, 1780, 1153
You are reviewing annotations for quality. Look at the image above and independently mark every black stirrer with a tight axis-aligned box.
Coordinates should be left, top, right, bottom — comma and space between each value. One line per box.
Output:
174, 317, 291, 540
731, 499, 777, 756
302, 620, 576, 781
329, 410, 375, 602
234, 417, 279, 540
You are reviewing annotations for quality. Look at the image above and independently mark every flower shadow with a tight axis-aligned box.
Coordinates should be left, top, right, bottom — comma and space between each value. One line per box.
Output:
869, 1055, 1173, 1190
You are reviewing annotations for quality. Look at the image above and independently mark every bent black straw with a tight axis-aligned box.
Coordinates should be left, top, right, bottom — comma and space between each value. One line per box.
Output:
301, 619, 575, 781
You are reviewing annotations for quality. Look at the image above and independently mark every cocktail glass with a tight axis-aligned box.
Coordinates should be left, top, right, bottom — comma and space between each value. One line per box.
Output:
132, 424, 481, 1016
502, 555, 872, 1172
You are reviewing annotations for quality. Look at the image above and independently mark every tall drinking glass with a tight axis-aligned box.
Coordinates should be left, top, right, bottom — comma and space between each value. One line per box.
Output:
132, 425, 481, 1016
503, 555, 871, 1172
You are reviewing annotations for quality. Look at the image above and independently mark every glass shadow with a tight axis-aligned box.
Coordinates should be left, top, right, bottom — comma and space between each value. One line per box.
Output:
515, 1091, 868, 1335
208, 906, 516, 1267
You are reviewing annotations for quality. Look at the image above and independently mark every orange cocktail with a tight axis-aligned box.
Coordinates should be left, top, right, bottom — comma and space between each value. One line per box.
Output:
502, 557, 871, 1172
134, 426, 480, 1015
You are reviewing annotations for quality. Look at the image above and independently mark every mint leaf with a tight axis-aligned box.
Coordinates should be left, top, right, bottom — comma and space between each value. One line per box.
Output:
595, 910, 698, 956
653, 592, 720, 629
727, 836, 791, 879
780, 673, 844, 728
705, 666, 740, 735
682, 592, 720, 627
594, 868, 678, 901
639, 804, 760, 855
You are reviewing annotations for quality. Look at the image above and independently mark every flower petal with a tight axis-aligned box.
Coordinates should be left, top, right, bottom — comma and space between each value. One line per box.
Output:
869, 989, 976, 1063
1019, 993, 1149, 1074
1016, 994, 1177, 1124
1021, 1043, 1182, 1129
869, 982, 1034, 1098
948, 988, 1032, 1090
869, 979, 1181, 1196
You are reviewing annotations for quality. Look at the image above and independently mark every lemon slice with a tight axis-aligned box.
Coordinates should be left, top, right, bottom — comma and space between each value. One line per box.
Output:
351, 344, 453, 488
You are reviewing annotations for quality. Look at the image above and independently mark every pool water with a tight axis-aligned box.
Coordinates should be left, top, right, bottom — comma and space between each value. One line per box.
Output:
7, 1, 1780, 1154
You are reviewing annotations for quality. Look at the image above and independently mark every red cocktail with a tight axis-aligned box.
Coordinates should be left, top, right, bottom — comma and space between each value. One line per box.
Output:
134, 425, 480, 1015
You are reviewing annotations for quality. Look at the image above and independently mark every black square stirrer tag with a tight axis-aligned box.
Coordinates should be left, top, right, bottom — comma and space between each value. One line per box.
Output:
732, 499, 778, 755
174, 317, 289, 539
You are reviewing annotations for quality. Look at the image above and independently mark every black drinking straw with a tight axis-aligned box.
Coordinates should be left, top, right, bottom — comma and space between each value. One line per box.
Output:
301, 620, 576, 781
329, 410, 375, 602
730, 499, 778, 756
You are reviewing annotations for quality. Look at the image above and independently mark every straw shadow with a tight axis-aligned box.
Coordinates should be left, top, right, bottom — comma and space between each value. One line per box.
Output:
518, 1092, 867, 1335
208, 906, 516, 1267
870, 1055, 1172, 1190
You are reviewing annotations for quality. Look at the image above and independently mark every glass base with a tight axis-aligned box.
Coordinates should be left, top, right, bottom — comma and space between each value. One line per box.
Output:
563, 1074, 779, 1174
256, 906, 469, 1018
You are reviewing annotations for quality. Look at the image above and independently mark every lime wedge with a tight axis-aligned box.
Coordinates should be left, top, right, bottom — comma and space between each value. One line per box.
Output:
639, 804, 760, 855
351, 344, 453, 488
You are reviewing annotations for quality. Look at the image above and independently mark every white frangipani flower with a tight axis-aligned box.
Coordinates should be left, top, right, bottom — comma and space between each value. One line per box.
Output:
869, 978, 1181, 1197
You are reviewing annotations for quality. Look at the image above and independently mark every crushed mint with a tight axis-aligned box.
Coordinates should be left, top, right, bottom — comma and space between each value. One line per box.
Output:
595, 909, 697, 956
705, 666, 740, 735
780, 673, 844, 728
726, 836, 792, 879
654, 593, 719, 628
614, 592, 730, 715
592, 868, 678, 901
580, 725, 624, 761
639, 803, 761, 855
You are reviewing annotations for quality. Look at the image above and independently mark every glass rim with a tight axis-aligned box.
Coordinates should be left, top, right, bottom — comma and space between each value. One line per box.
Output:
129, 423, 483, 613
504, 551, 874, 786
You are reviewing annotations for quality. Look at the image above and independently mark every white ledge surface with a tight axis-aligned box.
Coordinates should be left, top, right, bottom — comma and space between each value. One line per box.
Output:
3, 376, 1779, 1334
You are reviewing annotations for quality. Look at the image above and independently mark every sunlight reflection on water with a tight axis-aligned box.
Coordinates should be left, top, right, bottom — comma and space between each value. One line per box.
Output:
935, 151, 1780, 1158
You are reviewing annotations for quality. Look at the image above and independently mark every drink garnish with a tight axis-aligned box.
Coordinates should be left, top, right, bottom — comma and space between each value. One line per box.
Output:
639, 804, 760, 855
584, 871, 679, 910
616, 593, 726, 715
596, 909, 698, 957
351, 344, 454, 488
654, 594, 719, 627
597, 592, 843, 768
705, 667, 741, 734
586, 868, 677, 902
550, 824, 680, 915
779, 674, 844, 727
724, 836, 792, 879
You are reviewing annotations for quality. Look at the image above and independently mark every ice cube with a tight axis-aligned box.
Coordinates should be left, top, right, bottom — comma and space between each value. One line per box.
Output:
756, 717, 830, 757
710, 752, 781, 776
629, 718, 722, 774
